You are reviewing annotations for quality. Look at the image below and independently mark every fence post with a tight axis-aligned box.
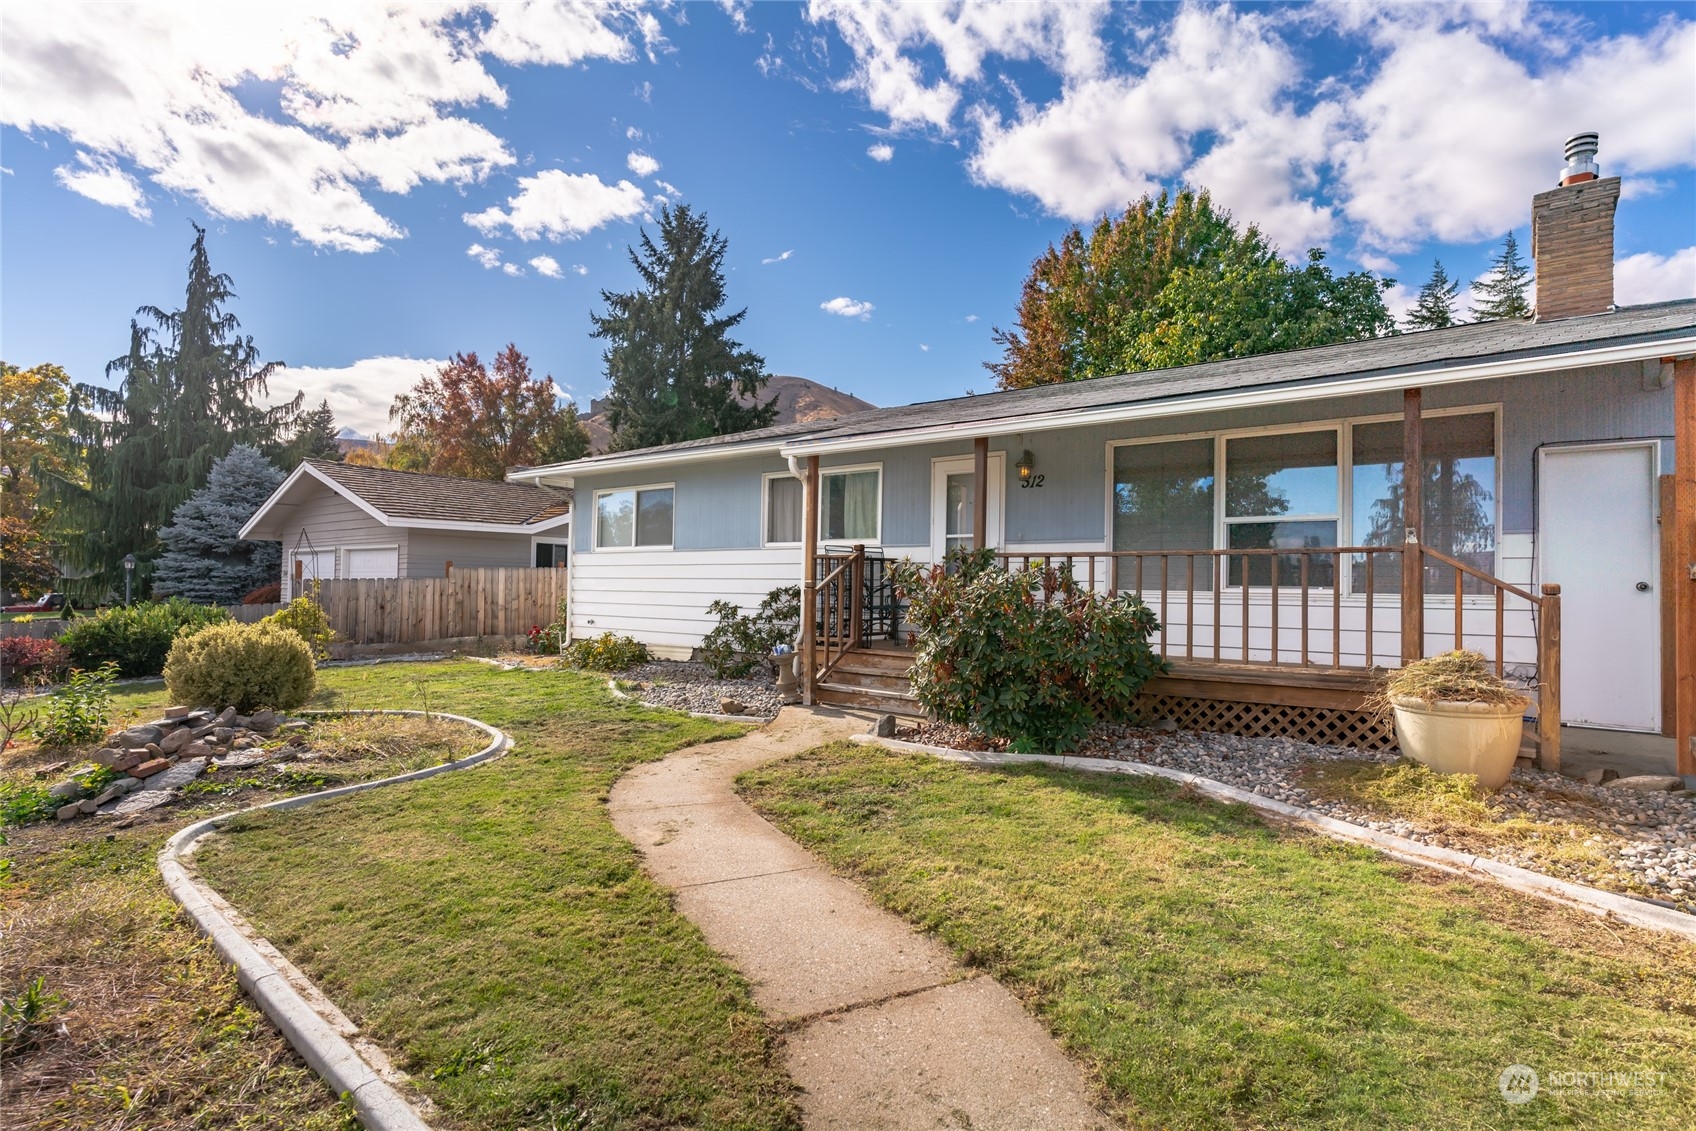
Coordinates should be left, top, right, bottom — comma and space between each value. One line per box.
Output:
1537, 583, 1562, 774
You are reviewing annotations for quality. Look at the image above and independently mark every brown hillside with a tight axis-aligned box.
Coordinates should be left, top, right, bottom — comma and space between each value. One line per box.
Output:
581, 375, 874, 452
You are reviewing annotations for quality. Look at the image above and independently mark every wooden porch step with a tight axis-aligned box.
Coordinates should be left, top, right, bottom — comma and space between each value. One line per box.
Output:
812, 647, 914, 677
814, 681, 925, 718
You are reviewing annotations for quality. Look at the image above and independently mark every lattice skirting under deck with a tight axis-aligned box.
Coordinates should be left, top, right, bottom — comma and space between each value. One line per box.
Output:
1134, 693, 1399, 752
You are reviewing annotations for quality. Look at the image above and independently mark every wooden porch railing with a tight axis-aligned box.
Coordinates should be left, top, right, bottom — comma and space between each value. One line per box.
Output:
813, 551, 858, 683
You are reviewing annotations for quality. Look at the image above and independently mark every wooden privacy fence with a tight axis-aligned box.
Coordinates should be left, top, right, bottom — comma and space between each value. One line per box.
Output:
303, 568, 568, 645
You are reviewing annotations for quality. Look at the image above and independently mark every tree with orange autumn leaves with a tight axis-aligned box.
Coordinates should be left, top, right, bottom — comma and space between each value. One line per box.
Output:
387, 345, 589, 480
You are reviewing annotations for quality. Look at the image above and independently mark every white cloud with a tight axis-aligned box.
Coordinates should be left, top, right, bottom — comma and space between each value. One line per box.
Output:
762, 249, 794, 264
1616, 247, 1696, 306
867, 142, 894, 162
0, 3, 649, 251
625, 125, 644, 140
502, 262, 523, 277
627, 150, 661, 176
964, 313, 979, 322
54, 152, 149, 219
530, 254, 564, 278
464, 169, 647, 240
919, 343, 929, 351
265, 356, 445, 438
821, 296, 874, 319
652, 178, 682, 198
636, 80, 653, 102
467, 243, 502, 269
719, 0, 753, 34
572, 263, 589, 275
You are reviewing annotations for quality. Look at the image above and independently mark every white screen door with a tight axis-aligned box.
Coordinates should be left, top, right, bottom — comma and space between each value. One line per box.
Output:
343, 547, 400, 578
1539, 443, 1660, 731
931, 454, 1004, 560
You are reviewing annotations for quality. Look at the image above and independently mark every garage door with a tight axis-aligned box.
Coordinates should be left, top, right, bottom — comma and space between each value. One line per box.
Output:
343, 547, 400, 578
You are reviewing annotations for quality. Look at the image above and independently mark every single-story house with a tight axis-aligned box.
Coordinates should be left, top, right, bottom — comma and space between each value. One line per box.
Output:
242, 460, 572, 599
508, 136, 1693, 773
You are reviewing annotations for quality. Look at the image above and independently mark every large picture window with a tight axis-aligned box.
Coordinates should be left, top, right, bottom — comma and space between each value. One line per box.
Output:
1107, 409, 1498, 594
1352, 411, 1497, 594
595, 486, 674, 549
765, 475, 803, 545
820, 467, 880, 542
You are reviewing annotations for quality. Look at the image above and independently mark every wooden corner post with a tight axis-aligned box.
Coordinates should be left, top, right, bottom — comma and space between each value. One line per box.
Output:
972, 437, 989, 551
800, 456, 820, 707
1537, 583, 1562, 774
1400, 388, 1425, 666
1674, 357, 1696, 777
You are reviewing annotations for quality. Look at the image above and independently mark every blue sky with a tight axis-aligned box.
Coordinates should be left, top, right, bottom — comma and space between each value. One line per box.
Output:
3, 1, 1693, 437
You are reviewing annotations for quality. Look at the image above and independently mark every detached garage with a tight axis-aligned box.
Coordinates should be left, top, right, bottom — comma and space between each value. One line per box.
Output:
241, 460, 572, 599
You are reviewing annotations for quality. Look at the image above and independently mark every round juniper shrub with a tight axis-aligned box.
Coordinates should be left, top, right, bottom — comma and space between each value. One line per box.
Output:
164, 621, 316, 712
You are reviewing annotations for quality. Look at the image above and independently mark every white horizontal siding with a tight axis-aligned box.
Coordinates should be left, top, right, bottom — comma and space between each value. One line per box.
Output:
571, 548, 804, 658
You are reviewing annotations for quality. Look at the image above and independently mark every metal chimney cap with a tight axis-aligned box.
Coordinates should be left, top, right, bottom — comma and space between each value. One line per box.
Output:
1561, 132, 1600, 184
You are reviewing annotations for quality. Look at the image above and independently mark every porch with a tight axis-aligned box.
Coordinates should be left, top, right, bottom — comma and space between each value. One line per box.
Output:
804, 541, 1562, 763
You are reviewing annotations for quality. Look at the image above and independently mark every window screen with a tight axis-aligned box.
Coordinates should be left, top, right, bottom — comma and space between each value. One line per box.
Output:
766, 476, 803, 543
1112, 439, 1215, 590
1352, 412, 1496, 593
596, 487, 673, 548
821, 469, 879, 542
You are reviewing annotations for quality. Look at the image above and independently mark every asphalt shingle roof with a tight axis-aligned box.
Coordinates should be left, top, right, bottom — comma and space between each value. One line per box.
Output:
309, 461, 570, 525
547, 299, 1695, 471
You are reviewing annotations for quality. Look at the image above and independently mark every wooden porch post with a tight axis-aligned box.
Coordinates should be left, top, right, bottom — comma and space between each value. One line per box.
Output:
972, 437, 989, 551
1537, 584, 1562, 773
1400, 388, 1425, 666
800, 456, 820, 707
1673, 357, 1696, 777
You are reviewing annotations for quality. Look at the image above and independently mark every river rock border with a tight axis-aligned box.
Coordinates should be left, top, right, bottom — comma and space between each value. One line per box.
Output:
158, 709, 511, 1131
852, 732, 1696, 943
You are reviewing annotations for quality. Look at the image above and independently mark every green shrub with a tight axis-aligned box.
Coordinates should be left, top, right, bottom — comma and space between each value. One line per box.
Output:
58, 598, 230, 677
892, 548, 1168, 753
35, 663, 118, 747
261, 593, 337, 659
562, 632, 650, 672
163, 621, 316, 712
700, 586, 800, 678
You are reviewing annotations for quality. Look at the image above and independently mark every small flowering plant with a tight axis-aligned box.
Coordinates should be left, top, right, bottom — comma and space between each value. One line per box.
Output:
527, 622, 565, 654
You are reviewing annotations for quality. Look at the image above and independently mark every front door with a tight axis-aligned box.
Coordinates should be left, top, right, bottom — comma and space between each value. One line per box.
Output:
1539, 442, 1661, 731
931, 453, 1004, 560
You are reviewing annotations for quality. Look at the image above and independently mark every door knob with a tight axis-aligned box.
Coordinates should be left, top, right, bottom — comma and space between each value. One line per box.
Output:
1635, 581, 1651, 592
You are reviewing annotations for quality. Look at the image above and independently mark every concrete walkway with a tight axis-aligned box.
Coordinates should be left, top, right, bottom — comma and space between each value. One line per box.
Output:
609, 707, 1111, 1130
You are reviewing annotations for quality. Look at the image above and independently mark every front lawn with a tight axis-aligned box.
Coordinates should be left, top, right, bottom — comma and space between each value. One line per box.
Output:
5, 661, 795, 1130
739, 743, 1696, 1131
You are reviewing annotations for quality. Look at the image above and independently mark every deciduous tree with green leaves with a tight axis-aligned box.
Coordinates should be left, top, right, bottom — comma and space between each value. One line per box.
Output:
1, 361, 82, 596
1469, 233, 1533, 321
591, 204, 776, 451
1404, 260, 1462, 331
388, 345, 589, 479
988, 189, 1395, 389
43, 224, 295, 598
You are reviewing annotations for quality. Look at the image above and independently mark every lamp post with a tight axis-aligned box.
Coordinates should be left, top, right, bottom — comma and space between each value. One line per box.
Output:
122, 554, 136, 608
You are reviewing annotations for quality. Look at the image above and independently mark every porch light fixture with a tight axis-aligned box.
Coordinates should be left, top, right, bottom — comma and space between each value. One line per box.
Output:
1017, 449, 1037, 481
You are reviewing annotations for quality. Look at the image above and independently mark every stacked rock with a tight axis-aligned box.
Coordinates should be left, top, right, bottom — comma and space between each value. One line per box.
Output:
52, 705, 286, 821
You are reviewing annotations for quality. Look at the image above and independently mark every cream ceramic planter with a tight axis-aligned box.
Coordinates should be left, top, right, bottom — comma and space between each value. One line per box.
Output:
1391, 696, 1527, 791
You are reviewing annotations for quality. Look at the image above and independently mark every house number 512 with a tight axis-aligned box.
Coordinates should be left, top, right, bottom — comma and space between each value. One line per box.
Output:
1020, 474, 1046, 489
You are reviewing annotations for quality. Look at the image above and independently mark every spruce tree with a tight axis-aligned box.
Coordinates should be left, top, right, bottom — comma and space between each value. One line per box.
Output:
282, 400, 344, 466
591, 204, 776, 451
151, 446, 284, 605
1404, 260, 1461, 331
45, 223, 295, 596
1469, 233, 1533, 321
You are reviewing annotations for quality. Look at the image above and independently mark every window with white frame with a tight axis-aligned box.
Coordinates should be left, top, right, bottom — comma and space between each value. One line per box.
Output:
1109, 409, 1498, 593
595, 486, 674, 549
764, 474, 803, 545
820, 467, 880, 542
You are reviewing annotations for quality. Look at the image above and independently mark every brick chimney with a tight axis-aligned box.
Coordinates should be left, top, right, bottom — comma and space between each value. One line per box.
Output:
1531, 132, 1620, 320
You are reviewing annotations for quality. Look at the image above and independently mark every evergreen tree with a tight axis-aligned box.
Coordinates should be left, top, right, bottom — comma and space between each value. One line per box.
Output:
1404, 260, 1462, 331
151, 445, 284, 605
591, 204, 776, 451
988, 189, 1395, 389
44, 224, 295, 596
1469, 233, 1533, 321
281, 400, 344, 467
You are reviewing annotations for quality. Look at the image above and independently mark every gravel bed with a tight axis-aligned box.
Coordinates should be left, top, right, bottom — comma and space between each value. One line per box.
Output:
622, 660, 784, 719
898, 721, 1696, 914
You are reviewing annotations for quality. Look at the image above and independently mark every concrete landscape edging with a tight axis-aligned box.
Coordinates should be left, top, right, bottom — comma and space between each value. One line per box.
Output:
852, 732, 1696, 943
158, 709, 512, 1131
